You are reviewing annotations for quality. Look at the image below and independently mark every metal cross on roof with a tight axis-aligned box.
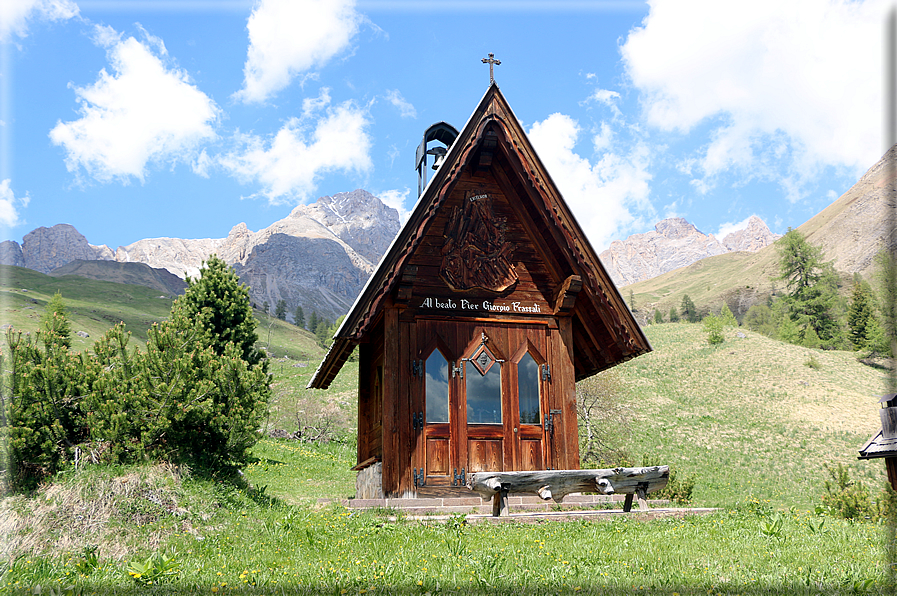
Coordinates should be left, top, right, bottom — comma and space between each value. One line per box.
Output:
482, 53, 501, 85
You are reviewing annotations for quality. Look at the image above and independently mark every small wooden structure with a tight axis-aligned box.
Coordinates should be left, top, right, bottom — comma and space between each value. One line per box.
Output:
859, 393, 897, 490
308, 82, 651, 499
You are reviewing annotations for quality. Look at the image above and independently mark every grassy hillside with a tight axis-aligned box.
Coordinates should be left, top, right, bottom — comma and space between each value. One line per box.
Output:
613, 323, 888, 510
1, 287, 892, 593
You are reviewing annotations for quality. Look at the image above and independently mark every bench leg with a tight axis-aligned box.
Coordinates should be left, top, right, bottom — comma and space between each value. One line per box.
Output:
492, 488, 509, 517
637, 487, 648, 511
623, 493, 634, 513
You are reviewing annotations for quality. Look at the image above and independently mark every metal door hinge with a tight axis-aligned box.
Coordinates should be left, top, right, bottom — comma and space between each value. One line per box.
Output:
412, 412, 420, 432
413, 467, 426, 487
411, 359, 423, 378
451, 361, 464, 379
541, 363, 551, 382
452, 467, 466, 486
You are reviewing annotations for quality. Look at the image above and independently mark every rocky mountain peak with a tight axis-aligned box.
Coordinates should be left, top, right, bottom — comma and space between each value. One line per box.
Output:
599, 215, 779, 287
21, 224, 111, 274
720, 215, 780, 252
2, 190, 402, 322
654, 217, 700, 240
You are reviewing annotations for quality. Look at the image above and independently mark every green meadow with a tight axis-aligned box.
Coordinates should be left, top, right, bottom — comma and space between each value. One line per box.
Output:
0, 268, 893, 594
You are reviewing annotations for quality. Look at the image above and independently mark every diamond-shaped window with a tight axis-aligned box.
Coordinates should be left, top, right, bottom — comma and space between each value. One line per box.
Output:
469, 344, 497, 376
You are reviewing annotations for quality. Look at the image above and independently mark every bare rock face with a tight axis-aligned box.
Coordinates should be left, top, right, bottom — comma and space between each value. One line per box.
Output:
721, 216, 780, 252
599, 218, 729, 287
599, 215, 781, 287
115, 237, 224, 280
0, 240, 24, 267
111, 189, 400, 321
18, 224, 112, 274
292, 189, 400, 264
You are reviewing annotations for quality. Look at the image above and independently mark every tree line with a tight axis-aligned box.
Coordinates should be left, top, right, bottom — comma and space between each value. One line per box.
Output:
261, 299, 341, 348
649, 228, 895, 357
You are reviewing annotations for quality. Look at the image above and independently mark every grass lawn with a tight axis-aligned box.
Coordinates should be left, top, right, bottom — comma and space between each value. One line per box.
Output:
0, 439, 889, 595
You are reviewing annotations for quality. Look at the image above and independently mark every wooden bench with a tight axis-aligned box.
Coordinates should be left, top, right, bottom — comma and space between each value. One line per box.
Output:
465, 466, 670, 517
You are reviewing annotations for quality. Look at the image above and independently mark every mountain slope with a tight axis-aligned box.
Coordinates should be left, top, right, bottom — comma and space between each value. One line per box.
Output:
50, 260, 187, 296
626, 144, 897, 319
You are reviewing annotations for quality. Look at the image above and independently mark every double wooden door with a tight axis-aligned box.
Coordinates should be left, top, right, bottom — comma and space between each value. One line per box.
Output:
411, 320, 553, 488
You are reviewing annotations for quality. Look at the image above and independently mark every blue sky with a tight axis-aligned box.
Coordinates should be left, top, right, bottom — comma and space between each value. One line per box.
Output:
0, 0, 891, 254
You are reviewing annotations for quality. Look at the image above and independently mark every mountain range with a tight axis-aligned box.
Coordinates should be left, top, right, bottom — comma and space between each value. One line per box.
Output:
0, 189, 400, 322
2, 142, 893, 325
598, 215, 780, 287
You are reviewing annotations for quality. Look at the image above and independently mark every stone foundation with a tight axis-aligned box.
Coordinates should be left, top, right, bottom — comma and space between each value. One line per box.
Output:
355, 462, 383, 500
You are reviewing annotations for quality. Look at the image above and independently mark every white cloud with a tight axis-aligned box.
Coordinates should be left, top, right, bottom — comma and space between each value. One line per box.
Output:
385, 89, 417, 119
0, 0, 78, 42
49, 24, 219, 183
528, 113, 653, 250
622, 0, 886, 195
0, 179, 29, 228
592, 122, 614, 152
219, 98, 372, 204
376, 188, 411, 223
235, 0, 363, 104
716, 215, 756, 239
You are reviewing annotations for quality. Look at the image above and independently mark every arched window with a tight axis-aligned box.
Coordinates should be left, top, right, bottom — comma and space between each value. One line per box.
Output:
518, 352, 540, 425
425, 350, 450, 423
466, 363, 502, 424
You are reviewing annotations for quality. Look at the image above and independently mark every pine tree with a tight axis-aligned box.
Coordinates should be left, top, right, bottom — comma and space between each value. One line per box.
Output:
293, 304, 305, 328
847, 281, 874, 349
274, 299, 287, 321
668, 306, 680, 323
307, 311, 319, 334
41, 291, 72, 348
170, 255, 262, 365
703, 314, 724, 345
719, 303, 738, 327
776, 229, 842, 347
680, 295, 698, 323
315, 318, 331, 347
653, 309, 664, 324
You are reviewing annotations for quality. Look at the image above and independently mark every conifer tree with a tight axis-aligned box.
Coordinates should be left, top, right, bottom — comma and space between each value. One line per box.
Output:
293, 304, 305, 328
720, 303, 738, 327
307, 311, 319, 334
668, 305, 680, 323
654, 309, 664, 324
776, 229, 843, 347
41, 291, 72, 349
274, 299, 287, 321
847, 281, 874, 349
680, 294, 698, 323
171, 255, 262, 365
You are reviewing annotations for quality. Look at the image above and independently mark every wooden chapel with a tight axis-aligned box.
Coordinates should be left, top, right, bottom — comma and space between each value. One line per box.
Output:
308, 82, 651, 499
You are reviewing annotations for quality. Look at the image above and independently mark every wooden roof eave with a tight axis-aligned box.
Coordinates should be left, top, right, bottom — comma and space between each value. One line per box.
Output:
308, 86, 498, 390
482, 107, 652, 370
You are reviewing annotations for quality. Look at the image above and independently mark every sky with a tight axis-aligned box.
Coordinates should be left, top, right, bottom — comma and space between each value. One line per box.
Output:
0, 0, 893, 255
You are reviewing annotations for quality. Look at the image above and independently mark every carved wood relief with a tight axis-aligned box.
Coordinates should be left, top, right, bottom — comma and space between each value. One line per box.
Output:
440, 190, 518, 293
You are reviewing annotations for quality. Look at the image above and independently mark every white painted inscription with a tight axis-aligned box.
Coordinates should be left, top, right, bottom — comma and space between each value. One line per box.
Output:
420, 297, 541, 314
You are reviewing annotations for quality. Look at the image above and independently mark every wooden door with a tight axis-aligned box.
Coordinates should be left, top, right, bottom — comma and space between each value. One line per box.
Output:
508, 339, 549, 471
413, 321, 553, 489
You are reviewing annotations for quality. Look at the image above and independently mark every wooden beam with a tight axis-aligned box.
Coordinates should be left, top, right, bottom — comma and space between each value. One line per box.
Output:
552, 274, 582, 314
